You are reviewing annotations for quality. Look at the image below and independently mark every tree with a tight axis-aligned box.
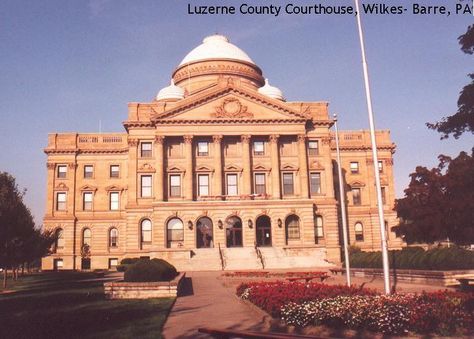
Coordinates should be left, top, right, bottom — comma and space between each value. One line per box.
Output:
0, 172, 55, 288
393, 149, 474, 245
427, 25, 474, 138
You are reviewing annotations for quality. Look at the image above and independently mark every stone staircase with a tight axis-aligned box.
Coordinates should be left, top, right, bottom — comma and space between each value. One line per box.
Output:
221, 247, 263, 270
258, 247, 333, 269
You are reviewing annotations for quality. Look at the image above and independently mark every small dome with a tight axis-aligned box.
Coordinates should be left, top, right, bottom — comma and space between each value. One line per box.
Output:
258, 79, 285, 101
156, 79, 185, 101
179, 34, 255, 66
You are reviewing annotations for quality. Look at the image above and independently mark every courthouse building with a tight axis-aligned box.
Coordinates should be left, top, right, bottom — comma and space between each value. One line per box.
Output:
42, 35, 401, 271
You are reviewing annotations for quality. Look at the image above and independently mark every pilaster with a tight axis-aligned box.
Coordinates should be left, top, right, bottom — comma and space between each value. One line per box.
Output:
213, 135, 223, 197
241, 135, 251, 196
298, 134, 309, 198
184, 135, 194, 200
154, 135, 165, 201
270, 134, 281, 199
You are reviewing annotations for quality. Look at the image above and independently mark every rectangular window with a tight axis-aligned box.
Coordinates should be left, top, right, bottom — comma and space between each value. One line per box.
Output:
110, 165, 120, 178
254, 173, 266, 195
56, 192, 66, 211
378, 160, 384, 173
84, 165, 93, 179
381, 187, 386, 205
282, 173, 294, 196
140, 142, 152, 157
352, 188, 361, 205
350, 162, 359, 174
110, 192, 119, 210
226, 174, 238, 196
315, 216, 324, 242
310, 172, 321, 194
170, 175, 181, 197
141, 175, 152, 197
57, 165, 67, 178
197, 142, 209, 156
198, 174, 209, 196
253, 141, 264, 156
108, 258, 118, 269
83, 192, 93, 211
308, 140, 319, 156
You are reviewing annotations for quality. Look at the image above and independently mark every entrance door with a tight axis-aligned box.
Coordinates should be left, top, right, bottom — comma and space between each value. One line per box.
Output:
226, 216, 243, 247
196, 217, 213, 248
81, 258, 91, 270
256, 215, 272, 246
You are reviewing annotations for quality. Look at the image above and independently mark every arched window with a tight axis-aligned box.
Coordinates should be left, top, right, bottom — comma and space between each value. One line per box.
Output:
141, 219, 152, 245
314, 215, 324, 243
226, 216, 243, 247
82, 228, 91, 247
355, 222, 364, 241
167, 218, 184, 248
55, 228, 64, 251
109, 228, 118, 248
285, 215, 300, 243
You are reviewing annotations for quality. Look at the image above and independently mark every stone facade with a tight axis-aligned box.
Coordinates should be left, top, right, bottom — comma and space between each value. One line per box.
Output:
42, 35, 402, 271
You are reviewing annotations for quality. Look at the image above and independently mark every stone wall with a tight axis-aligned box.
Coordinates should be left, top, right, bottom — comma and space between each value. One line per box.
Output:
104, 272, 185, 299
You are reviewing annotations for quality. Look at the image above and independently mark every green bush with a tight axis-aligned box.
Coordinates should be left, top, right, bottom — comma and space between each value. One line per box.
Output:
124, 259, 178, 282
349, 246, 474, 270
116, 265, 127, 272
120, 258, 142, 265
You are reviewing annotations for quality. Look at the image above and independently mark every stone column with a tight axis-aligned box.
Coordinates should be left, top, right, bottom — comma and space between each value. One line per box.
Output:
184, 135, 194, 200
213, 135, 223, 197
241, 135, 251, 196
298, 134, 309, 198
127, 138, 139, 204
154, 135, 164, 201
46, 162, 55, 216
269, 134, 281, 199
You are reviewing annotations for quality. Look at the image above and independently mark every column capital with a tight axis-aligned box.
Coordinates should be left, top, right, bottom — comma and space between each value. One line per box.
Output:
67, 163, 77, 169
297, 134, 307, 143
241, 135, 251, 143
269, 134, 280, 143
213, 135, 223, 143
127, 138, 139, 147
322, 136, 332, 145
154, 135, 165, 144
183, 135, 193, 144
46, 162, 55, 170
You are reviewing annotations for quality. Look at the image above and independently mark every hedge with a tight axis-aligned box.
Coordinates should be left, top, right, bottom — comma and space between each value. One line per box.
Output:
124, 258, 178, 282
349, 246, 474, 270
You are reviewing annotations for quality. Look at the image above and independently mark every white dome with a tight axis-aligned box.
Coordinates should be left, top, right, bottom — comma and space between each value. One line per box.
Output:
179, 34, 255, 66
156, 79, 185, 101
258, 79, 285, 101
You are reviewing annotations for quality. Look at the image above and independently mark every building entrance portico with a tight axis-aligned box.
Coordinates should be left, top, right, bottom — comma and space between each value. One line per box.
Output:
256, 215, 272, 247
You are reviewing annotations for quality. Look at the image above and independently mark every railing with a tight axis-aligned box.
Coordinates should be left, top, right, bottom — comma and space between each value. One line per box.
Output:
254, 241, 265, 269
218, 243, 226, 271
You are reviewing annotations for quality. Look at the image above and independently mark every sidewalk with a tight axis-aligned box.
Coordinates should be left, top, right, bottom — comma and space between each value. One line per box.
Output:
162, 271, 270, 338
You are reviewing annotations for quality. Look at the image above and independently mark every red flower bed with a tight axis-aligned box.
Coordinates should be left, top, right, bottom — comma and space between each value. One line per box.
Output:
223, 271, 327, 278
237, 281, 377, 317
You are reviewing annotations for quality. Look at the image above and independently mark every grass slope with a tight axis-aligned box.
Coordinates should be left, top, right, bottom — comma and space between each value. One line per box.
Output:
0, 272, 174, 339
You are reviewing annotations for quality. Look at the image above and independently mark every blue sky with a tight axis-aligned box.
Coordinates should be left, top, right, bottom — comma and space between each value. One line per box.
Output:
0, 0, 473, 223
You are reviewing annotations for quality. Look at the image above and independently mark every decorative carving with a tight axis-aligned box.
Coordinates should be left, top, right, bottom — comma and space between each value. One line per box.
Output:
232, 210, 240, 216
46, 162, 55, 170
213, 98, 253, 119
241, 135, 251, 143
387, 159, 394, 165
105, 185, 125, 192
79, 185, 98, 192
269, 134, 280, 143
309, 160, 324, 170
202, 210, 208, 216
183, 135, 193, 144
154, 135, 165, 144
54, 182, 69, 191
297, 134, 307, 143
212, 135, 223, 143
67, 163, 77, 169
261, 209, 268, 215
128, 138, 139, 147
138, 163, 156, 172
322, 137, 332, 145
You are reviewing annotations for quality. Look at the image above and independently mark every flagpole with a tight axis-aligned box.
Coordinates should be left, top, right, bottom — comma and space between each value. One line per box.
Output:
354, 0, 391, 294
333, 114, 351, 287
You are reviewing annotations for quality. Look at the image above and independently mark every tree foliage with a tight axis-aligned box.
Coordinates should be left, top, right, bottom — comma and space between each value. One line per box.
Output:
393, 150, 474, 245
0, 172, 56, 288
427, 25, 474, 138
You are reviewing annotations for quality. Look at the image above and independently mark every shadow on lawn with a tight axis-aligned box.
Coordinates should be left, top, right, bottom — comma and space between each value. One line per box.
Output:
0, 272, 173, 339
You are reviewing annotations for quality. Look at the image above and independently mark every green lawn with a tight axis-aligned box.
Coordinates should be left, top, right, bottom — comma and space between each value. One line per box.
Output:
0, 272, 175, 339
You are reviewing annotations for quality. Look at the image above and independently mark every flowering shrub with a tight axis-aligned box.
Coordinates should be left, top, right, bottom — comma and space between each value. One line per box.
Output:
224, 271, 327, 278
237, 282, 474, 335
236, 281, 376, 317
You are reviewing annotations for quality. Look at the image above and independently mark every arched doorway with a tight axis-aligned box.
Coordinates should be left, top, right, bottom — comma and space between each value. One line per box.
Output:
285, 214, 300, 245
226, 216, 242, 247
256, 215, 272, 247
196, 217, 213, 248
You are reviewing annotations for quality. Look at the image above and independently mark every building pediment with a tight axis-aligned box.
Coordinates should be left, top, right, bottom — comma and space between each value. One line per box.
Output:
105, 185, 126, 192
151, 84, 311, 124
138, 163, 156, 173
54, 183, 69, 191
309, 160, 325, 170
167, 165, 185, 173
349, 181, 365, 188
253, 163, 270, 172
224, 164, 243, 172
195, 165, 214, 172
281, 163, 299, 171
79, 185, 98, 192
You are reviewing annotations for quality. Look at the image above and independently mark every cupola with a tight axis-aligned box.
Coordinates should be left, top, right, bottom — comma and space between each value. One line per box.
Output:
156, 79, 185, 101
258, 79, 285, 101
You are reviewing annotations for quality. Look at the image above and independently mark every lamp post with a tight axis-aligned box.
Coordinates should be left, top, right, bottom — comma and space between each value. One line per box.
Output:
333, 114, 351, 287
354, 0, 391, 294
